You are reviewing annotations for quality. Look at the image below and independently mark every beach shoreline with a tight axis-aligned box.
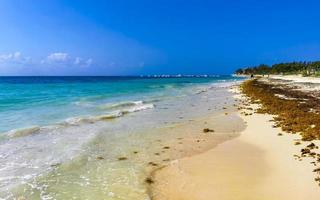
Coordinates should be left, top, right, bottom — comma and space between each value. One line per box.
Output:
150, 78, 320, 200
1, 77, 247, 199
4, 76, 320, 199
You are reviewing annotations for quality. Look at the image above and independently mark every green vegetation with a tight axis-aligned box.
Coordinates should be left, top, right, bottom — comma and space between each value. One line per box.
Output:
235, 61, 320, 76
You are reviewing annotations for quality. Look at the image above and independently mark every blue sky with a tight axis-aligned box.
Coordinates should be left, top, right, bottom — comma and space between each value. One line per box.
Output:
0, 0, 320, 75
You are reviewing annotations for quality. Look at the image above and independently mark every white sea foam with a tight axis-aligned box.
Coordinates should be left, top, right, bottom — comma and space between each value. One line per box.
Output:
100, 100, 144, 110
64, 117, 93, 125
123, 103, 155, 113
3, 101, 155, 139
66, 103, 155, 125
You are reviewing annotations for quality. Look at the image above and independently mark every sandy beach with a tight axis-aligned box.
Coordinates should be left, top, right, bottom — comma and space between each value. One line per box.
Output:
270, 75, 320, 84
151, 77, 320, 200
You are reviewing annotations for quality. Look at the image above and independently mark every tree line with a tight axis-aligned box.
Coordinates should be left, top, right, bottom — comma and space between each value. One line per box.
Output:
235, 61, 320, 76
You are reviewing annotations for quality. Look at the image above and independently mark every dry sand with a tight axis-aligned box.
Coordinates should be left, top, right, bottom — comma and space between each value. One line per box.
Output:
270, 75, 320, 84
151, 92, 320, 200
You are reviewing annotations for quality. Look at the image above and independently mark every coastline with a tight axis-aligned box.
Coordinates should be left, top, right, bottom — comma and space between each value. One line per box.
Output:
2, 78, 247, 199
4, 76, 320, 199
150, 79, 320, 200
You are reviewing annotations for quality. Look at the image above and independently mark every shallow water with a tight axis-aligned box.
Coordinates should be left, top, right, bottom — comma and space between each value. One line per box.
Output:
0, 76, 245, 199
0, 76, 238, 133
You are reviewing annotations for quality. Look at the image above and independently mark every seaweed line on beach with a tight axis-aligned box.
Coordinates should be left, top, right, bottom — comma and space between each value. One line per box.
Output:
240, 78, 320, 186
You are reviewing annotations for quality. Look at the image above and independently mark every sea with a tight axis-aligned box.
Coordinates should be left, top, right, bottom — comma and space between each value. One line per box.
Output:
0, 75, 244, 199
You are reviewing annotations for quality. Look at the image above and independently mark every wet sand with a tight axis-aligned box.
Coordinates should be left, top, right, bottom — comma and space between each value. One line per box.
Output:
9, 107, 245, 200
151, 88, 320, 200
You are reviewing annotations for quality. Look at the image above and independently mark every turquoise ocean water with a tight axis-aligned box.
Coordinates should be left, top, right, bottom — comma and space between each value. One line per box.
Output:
0, 76, 240, 133
0, 76, 243, 199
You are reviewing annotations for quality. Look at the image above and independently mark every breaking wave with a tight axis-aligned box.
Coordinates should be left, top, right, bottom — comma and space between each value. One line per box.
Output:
3, 102, 155, 139
5, 126, 41, 138
99, 100, 144, 110
66, 102, 154, 125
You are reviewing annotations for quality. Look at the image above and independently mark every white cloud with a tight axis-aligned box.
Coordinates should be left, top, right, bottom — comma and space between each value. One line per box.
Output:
0, 51, 92, 71
73, 57, 92, 66
42, 52, 92, 67
0, 52, 31, 64
46, 52, 69, 63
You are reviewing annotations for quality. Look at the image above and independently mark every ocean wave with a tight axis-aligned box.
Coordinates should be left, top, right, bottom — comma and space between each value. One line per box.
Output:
3, 102, 155, 139
99, 100, 144, 110
63, 110, 125, 125
66, 103, 155, 125
5, 126, 41, 138
122, 103, 154, 113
